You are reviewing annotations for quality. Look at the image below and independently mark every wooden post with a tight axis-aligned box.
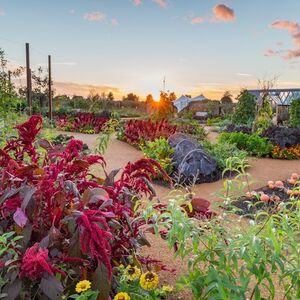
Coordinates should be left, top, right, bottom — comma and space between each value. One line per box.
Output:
48, 55, 52, 120
25, 43, 32, 115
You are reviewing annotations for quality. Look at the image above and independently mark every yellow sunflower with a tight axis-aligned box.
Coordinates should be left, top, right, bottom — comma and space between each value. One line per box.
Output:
114, 292, 131, 300
75, 280, 91, 293
123, 265, 141, 281
139, 271, 159, 291
162, 285, 173, 293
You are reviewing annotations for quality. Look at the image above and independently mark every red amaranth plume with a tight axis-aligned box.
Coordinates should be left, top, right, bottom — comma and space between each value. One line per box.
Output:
16, 115, 43, 143
20, 243, 65, 280
76, 210, 113, 277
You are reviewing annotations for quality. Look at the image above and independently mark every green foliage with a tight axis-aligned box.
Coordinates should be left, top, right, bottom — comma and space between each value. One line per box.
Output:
174, 119, 207, 141
95, 118, 119, 155
218, 132, 272, 157
202, 140, 248, 170
232, 90, 256, 125
139, 169, 300, 300
253, 97, 273, 134
155, 92, 176, 120
142, 137, 174, 175
289, 97, 300, 127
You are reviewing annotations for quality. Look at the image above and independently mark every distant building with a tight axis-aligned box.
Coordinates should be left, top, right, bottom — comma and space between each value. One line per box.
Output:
173, 94, 208, 113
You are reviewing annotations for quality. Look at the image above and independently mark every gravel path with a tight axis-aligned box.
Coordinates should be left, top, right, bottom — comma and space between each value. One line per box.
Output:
63, 131, 300, 299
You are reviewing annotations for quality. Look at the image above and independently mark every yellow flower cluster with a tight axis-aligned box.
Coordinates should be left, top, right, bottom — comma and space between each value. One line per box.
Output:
139, 271, 159, 291
114, 292, 131, 300
162, 285, 173, 293
123, 265, 141, 281
75, 280, 91, 293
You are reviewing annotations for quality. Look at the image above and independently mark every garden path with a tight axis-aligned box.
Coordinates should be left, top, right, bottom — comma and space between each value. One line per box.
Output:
62, 131, 300, 298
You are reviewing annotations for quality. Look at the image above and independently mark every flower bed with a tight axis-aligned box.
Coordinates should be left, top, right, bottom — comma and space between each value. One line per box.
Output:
232, 173, 300, 216
0, 116, 175, 299
122, 119, 177, 146
56, 112, 108, 134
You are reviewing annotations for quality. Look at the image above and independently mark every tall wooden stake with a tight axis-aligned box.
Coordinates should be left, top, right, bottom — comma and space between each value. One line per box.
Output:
48, 55, 52, 121
25, 43, 32, 115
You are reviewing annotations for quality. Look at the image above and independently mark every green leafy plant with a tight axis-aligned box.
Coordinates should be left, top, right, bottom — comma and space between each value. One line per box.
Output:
232, 90, 256, 125
289, 97, 300, 127
202, 140, 248, 170
142, 137, 175, 176
218, 132, 272, 157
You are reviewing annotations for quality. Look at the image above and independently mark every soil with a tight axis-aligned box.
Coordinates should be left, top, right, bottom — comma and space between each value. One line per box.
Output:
57, 130, 300, 299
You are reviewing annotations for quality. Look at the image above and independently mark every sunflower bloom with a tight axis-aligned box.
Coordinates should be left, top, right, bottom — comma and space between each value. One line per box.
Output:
162, 285, 173, 292
123, 265, 141, 281
140, 271, 159, 291
75, 280, 91, 293
114, 292, 131, 300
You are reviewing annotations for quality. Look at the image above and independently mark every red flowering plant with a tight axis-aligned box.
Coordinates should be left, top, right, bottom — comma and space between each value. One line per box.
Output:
0, 116, 170, 299
123, 119, 177, 146
56, 112, 108, 134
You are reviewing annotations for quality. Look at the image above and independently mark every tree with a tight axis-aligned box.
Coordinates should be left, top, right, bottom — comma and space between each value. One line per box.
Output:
0, 48, 24, 113
146, 94, 154, 104
232, 90, 256, 125
156, 91, 175, 119
107, 91, 114, 101
123, 93, 139, 102
221, 91, 233, 104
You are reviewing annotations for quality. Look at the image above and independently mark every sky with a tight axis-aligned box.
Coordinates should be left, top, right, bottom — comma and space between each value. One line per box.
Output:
0, 0, 300, 100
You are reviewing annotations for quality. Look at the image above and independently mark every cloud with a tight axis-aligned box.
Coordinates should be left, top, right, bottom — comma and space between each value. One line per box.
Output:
152, 0, 167, 8
69, 9, 75, 14
212, 4, 235, 22
236, 73, 253, 77
53, 81, 124, 98
0, 9, 5, 16
271, 20, 299, 33
191, 17, 205, 25
83, 11, 106, 22
269, 20, 300, 59
111, 18, 119, 26
132, 0, 142, 5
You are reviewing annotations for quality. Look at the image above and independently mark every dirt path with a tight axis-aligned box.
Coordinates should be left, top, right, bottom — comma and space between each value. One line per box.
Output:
63, 132, 300, 298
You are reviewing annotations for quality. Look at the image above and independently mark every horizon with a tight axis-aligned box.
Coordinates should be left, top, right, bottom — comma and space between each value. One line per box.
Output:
1, 0, 300, 100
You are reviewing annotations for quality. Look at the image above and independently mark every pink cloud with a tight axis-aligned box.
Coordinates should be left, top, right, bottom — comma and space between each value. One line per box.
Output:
191, 17, 205, 24
133, 0, 142, 6
213, 4, 235, 22
152, 0, 167, 8
269, 20, 300, 59
283, 49, 300, 60
111, 18, 119, 26
0, 9, 5, 16
83, 11, 106, 22
271, 20, 299, 33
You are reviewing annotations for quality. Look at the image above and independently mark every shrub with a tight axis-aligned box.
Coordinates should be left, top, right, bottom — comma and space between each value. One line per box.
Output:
56, 112, 108, 134
289, 97, 300, 127
142, 138, 175, 176
261, 126, 300, 148
124, 119, 177, 146
0, 116, 169, 298
175, 120, 207, 141
224, 124, 252, 134
219, 132, 272, 157
202, 140, 248, 170
232, 90, 256, 125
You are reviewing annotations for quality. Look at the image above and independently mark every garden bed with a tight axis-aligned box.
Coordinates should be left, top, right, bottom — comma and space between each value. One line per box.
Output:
232, 174, 300, 216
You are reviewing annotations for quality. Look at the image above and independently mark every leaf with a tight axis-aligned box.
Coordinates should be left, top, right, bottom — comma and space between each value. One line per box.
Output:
2, 278, 22, 300
0, 188, 20, 205
104, 168, 121, 186
13, 208, 28, 228
40, 276, 64, 300
20, 186, 37, 210
89, 188, 110, 204
65, 180, 80, 197
91, 263, 111, 300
